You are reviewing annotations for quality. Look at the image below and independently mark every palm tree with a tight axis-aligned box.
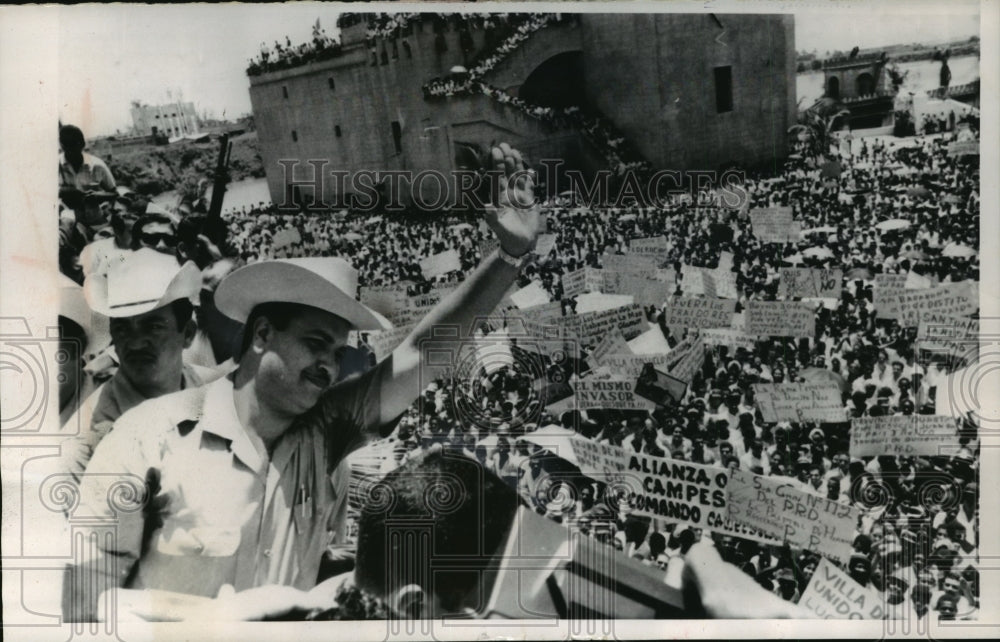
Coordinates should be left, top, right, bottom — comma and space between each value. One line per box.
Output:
788, 97, 851, 157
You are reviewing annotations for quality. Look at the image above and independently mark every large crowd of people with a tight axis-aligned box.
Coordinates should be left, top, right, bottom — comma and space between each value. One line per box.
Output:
56, 83, 981, 621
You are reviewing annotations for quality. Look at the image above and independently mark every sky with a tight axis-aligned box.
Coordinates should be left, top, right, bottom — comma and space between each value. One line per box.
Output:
56, 2, 982, 137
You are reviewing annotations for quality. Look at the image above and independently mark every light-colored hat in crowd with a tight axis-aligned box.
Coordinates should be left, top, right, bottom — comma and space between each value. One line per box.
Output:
214, 257, 391, 330
60, 275, 111, 355
83, 248, 201, 318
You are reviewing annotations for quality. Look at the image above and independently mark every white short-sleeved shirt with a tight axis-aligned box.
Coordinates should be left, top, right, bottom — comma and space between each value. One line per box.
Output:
67, 359, 389, 620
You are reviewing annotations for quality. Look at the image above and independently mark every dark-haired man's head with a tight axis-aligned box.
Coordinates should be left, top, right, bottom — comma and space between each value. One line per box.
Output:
59, 124, 86, 160
354, 450, 522, 618
109, 299, 196, 397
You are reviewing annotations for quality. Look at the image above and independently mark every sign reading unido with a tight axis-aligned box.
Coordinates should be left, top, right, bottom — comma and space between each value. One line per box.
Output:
798, 558, 888, 619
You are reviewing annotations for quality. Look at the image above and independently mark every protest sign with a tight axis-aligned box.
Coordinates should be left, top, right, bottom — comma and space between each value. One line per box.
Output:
666, 338, 704, 383
752, 383, 846, 423
628, 236, 670, 264
574, 377, 655, 410
680, 265, 714, 297
849, 415, 961, 457
635, 366, 688, 405
779, 268, 843, 299
534, 233, 557, 258
517, 301, 564, 325
663, 297, 735, 329
917, 314, 979, 362
602, 253, 660, 273
627, 327, 672, 356
604, 272, 674, 306
575, 292, 635, 314
904, 270, 934, 290
561, 303, 649, 343
389, 301, 437, 327
710, 268, 739, 299
272, 227, 302, 249
419, 249, 461, 279
701, 328, 758, 350
366, 323, 415, 360
562, 267, 603, 298
882, 282, 979, 327
589, 328, 633, 366
568, 441, 777, 540
874, 274, 907, 319
948, 141, 979, 157
410, 283, 459, 309
360, 283, 411, 317
509, 281, 551, 309
726, 470, 858, 562
749, 207, 796, 243
745, 301, 816, 337
798, 558, 888, 620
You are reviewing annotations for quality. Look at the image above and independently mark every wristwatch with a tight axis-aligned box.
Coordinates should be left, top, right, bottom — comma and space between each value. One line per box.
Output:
497, 245, 529, 269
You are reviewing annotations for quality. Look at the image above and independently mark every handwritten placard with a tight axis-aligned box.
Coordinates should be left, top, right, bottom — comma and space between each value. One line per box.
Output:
419, 249, 462, 279
799, 558, 888, 619
509, 281, 551, 309
360, 284, 411, 316
874, 274, 907, 319
779, 268, 843, 299
882, 282, 979, 327
849, 415, 961, 457
663, 297, 735, 329
604, 271, 674, 307
948, 141, 979, 156
272, 227, 302, 249
562, 267, 603, 299
561, 303, 649, 343
727, 470, 859, 562
917, 314, 979, 362
628, 236, 669, 264
749, 207, 797, 243
365, 323, 415, 360
701, 328, 758, 350
745, 301, 816, 337
602, 253, 660, 273
752, 383, 846, 423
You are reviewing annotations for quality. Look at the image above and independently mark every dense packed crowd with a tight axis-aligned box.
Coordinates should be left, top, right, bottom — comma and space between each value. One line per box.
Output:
58, 104, 981, 619
220, 127, 979, 621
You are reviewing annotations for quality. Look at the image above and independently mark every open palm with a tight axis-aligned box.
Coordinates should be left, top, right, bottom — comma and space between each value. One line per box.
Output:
484, 143, 542, 257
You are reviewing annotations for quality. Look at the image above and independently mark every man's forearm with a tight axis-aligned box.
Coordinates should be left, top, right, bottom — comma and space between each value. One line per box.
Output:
378, 250, 523, 424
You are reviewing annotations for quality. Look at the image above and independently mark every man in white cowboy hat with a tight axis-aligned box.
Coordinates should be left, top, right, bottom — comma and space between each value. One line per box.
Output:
59, 248, 224, 481
65, 143, 544, 621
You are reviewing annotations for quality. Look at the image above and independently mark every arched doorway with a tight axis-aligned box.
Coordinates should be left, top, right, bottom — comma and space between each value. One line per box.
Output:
855, 72, 875, 96
518, 51, 586, 109
826, 76, 840, 100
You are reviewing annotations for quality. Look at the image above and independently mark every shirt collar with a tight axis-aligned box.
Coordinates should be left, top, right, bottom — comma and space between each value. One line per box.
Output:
198, 375, 266, 473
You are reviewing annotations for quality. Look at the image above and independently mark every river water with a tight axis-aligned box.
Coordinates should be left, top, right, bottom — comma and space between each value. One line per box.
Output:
796, 54, 980, 108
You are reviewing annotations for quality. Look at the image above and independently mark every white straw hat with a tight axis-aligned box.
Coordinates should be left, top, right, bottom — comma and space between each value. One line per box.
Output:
83, 248, 201, 318
214, 257, 391, 330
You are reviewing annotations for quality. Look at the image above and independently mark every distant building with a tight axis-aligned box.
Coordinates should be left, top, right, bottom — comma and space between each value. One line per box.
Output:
248, 13, 797, 207
130, 101, 201, 138
821, 52, 896, 129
